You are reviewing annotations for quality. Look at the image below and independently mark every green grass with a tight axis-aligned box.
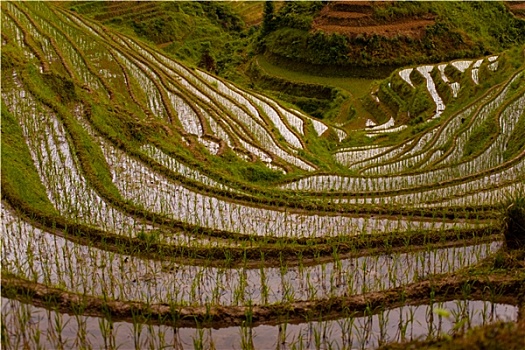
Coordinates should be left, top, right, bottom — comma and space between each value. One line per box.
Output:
1, 101, 57, 214
228, 1, 285, 27
20, 65, 123, 202
2, 3, 525, 349
256, 55, 374, 97
503, 110, 525, 161
502, 192, 525, 250
255, 54, 376, 127
463, 117, 499, 159
69, 1, 249, 82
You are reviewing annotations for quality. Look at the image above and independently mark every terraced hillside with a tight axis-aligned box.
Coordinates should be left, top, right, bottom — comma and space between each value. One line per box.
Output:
313, 1, 436, 39
1, 2, 525, 349
262, 1, 525, 70
67, 0, 246, 78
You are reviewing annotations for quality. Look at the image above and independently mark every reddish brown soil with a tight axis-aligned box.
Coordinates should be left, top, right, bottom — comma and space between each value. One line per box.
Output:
316, 19, 435, 39
312, 1, 435, 39
508, 1, 525, 10
507, 1, 525, 19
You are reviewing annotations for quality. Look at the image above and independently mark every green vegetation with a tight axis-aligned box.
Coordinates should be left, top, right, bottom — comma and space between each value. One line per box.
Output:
504, 112, 525, 161
370, 47, 525, 133
502, 193, 525, 250
463, 118, 499, 158
1, 102, 57, 215
256, 57, 373, 97
70, 1, 248, 82
251, 55, 374, 125
382, 320, 525, 350
1, 2, 524, 349
229, 1, 275, 27
64, 1, 525, 129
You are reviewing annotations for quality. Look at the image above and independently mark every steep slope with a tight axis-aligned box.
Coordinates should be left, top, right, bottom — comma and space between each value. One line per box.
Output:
1, 2, 524, 349
262, 1, 525, 70
68, 1, 247, 81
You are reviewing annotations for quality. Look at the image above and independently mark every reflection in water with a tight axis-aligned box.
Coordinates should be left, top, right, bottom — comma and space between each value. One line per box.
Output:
2, 204, 501, 306
2, 298, 517, 350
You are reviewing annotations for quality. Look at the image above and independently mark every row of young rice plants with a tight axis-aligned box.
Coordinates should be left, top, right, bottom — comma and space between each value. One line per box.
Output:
332, 163, 523, 207
1, 76, 159, 238
131, 44, 316, 171
5, 3, 288, 206
45, 12, 479, 237
102, 25, 314, 170
4, 0, 468, 241
362, 57, 515, 174
1, 2, 488, 243
73, 7, 328, 173
48, 2, 466, 208
2, 201, 502, 307
6, 2, 106, 95
0, 2, 516, 246
282, 71, 524, 194
38, 2, 284, 167
2, 2, 524, 348
1, 297, 518, 350
4, 68, 228, 248
324, 97, 525, 205
1, 4, 245, 248
337, 58, 512, 172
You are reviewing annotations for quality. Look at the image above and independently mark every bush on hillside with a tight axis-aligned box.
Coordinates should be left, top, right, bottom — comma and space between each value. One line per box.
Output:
502, 193, 525, 250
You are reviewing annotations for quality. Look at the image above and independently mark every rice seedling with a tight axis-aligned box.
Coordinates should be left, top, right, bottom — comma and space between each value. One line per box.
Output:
1, 1, 524, 349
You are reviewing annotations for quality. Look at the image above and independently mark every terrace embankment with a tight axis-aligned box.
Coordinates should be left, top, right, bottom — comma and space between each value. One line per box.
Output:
2, 263, 524, 328
1, 1, 525, 348
312, 1, 435, 39
2, 297, 520, 349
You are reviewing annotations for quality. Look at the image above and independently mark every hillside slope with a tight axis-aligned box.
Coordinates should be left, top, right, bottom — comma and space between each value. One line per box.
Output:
1, 2, 525, 349
261, 1, 525, 70
68, 1, 248, 81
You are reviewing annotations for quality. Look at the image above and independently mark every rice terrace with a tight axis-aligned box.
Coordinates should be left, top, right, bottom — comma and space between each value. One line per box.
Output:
1, 1, 525, 349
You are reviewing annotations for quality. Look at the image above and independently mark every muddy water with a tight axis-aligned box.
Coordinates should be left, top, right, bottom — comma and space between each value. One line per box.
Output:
1, 298, 517, 349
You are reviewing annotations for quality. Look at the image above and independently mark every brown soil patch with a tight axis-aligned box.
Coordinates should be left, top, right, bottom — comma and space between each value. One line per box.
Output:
94, 2, 161, 22
508, 1, 525, 19
312, 1, 435, 39
315, 19, 435, 39
508, 1, 525, 11
157, 40, 174, 49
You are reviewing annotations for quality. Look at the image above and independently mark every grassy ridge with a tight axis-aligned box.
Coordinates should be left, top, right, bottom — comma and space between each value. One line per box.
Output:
369, 47, 524, 131
1, 101, 57, 215
250, 55, 375, 127
1, 41, 57, 214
